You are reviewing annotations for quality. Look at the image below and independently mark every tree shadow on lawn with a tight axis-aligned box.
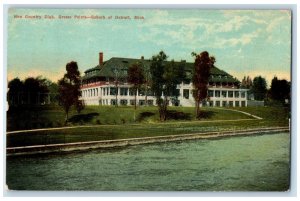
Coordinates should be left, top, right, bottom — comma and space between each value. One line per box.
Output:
166, 110, 192, 120
137, 112, 155, 122
68, 112, 99, 124
197, 111, 216, 119
137, 110, 215, 122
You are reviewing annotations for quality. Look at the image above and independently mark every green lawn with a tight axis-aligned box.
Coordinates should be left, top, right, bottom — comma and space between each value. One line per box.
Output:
7, 105, 253, 131
7, 105, 289, 147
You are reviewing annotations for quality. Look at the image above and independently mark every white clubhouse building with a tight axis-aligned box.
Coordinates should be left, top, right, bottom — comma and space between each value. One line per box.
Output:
80, 52, 248, 107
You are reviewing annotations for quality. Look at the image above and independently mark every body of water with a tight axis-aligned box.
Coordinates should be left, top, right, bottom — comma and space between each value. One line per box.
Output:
6, 132, 290, 191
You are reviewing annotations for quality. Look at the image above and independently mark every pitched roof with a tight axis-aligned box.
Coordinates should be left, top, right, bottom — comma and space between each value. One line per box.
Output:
81, 57, 240, 84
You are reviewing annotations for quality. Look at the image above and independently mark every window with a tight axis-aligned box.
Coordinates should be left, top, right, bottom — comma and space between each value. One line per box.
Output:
139, 89, 145, 96
110, 87, 117, 96
208, 90, 214, 97
120, 99, 128, 105
111, 99, 117, 105
120, 88, 128, 96
241, 101, 246, 107
241, 91, 246, 98
147, 100, 154, 106
216, 101, 220, 107
130, 100, 135, 105
235, 91, 239, 98
129, 88, 136, 96
228, 91, 233, 98
183, 89, 189, 99
139, 100, 145, 106
222, 91, 227, 98
229, 101, 233, 107
222, 101, 227, 107
235, 101, 240, 107
215, 91, 220, 97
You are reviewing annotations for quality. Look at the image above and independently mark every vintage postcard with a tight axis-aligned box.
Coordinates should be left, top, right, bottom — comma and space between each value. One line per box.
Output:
6, 8, 291, 192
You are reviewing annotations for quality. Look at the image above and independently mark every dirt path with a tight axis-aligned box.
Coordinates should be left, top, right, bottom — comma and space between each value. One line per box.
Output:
212, 107, 263, 119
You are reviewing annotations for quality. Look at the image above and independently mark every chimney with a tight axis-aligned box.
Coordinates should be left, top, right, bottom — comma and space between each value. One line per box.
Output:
99, 52, 103, 66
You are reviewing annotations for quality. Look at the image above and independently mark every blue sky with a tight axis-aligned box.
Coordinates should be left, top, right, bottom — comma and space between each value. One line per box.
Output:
7, 9, 291, 86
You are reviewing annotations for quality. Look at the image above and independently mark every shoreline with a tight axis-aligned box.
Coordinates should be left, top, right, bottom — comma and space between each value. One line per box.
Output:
6, 127, 289, 156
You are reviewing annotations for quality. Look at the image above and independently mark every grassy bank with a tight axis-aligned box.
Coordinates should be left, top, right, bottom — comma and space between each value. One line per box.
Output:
6, 105, 289, 147
7, 105, 252, 131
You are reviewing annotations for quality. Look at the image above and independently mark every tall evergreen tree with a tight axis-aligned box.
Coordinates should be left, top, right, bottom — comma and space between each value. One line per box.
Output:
252, 76, 267, 101
270, 76, 290, 102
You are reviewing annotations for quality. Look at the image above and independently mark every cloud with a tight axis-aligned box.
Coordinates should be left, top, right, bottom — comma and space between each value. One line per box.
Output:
137, 10, 279, 50
213, 29, 262, 48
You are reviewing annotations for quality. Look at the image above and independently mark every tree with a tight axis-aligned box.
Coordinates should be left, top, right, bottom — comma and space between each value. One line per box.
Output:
150, 51, 184, 121
58, 61, 81, 123
143, 67, 151, 106
241, 76, 253, 89
269, 76, 290, 102
150, 51, 167, 121
163, 60, 185, 106
128, 62, 145, 109
192, 51, 214, 119
7, 78, 24, 106
252, 76, 267, 101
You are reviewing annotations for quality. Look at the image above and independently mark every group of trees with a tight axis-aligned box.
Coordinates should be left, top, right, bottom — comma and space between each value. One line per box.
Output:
241, 75, 290, 103
8, 76, 55, 106
127, 50, 214, 120
8, 61, 84, 124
